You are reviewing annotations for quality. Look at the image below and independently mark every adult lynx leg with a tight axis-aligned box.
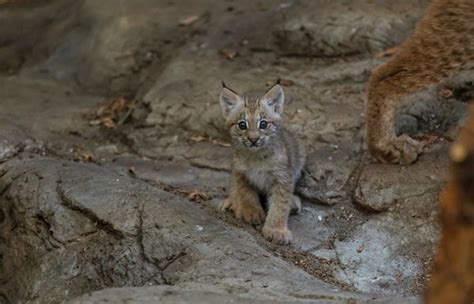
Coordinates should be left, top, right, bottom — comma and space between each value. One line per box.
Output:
425, 104, 474, 303
367, 86, 427, 164
366, 0, 474, 164
219, 172, 265, 225
262, 184, 293, 244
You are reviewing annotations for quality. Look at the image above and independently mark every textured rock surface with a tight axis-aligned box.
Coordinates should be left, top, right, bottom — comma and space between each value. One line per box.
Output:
0, 0, 468, 303
70, 284, 419, 304
274, 0, 430, 57
1, 156, 405, 303
354, 150, 449, 212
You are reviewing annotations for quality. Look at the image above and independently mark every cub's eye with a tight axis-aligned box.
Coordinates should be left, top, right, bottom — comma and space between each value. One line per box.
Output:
237, 121, 248, 130
259, 120, 268, 129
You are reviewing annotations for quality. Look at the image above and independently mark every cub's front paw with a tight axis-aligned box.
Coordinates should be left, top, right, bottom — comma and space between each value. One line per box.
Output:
235, 203, 266, 225
370, 134, 426, 164
219, 199, 266, 225
218, 199, 232, 211
262, 225, 292, 245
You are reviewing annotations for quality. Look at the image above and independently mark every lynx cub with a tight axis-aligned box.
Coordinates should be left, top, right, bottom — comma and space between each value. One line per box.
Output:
218, 82, 304, 245
367, 0, 474, 164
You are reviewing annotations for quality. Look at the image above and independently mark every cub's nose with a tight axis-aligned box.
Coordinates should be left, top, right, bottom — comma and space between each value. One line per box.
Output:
248, 137, 259, 145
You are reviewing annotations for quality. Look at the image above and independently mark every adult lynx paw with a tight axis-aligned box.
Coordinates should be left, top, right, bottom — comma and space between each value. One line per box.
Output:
262, 225, 292, 245
370, 134, 426, 165
219, 199, 266, 225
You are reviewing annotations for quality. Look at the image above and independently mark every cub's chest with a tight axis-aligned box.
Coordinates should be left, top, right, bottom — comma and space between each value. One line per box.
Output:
244, 166, 274, 194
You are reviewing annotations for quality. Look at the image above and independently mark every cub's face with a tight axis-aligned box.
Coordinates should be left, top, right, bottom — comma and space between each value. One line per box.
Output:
219, 83, 285, 150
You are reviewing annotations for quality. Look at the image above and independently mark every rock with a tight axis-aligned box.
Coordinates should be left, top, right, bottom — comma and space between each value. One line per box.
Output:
108, 155, 229, 190
7, 0, 218, 95
290, 205, 336, 253
0, 158, 163, 303
275, 0, 429, 57
297, 145, 360, 205
354, 148, 449, 212
0, 0, 76, 73
0, 140, 20, 162
302, 59, 383, 85
394, 89, 468, 137
333, 216, 437, 295
0, 76, 101, 144
142, 54, 242, 140
95, 144, 119, 156
30, 0, 165, 95
0, 157, 373, 303
70, 283, 420, 304
71, 284, 313, 304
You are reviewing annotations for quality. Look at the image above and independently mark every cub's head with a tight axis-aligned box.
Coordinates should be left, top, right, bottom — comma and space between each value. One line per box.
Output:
219, 82, 285, 149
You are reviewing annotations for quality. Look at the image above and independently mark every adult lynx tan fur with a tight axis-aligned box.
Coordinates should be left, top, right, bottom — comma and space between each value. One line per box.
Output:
425, 104, 474, 303
367, 0, 474, 164
218, 83, 305, 245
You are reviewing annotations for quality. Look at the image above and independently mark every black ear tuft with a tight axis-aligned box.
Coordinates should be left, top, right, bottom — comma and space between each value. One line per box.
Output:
264, 79, 282, 94
220, 81, 239, 94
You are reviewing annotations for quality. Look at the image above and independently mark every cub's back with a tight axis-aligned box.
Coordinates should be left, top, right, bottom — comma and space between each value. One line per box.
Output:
282, 128, 305, 182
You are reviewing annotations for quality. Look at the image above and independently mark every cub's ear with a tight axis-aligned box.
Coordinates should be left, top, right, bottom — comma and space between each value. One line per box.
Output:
261, 84, 284, 116
219, 83, 243, 118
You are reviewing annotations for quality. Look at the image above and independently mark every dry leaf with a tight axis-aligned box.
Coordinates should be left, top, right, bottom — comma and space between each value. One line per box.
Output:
439, 88, 453, 98
210, 138, 231, 147
128, 167, 136, 177
68, 130, 81, 136
219, 49, 238, 60
189, 134, 231, 147
188, 190, 209, 202
375, 46, 399, 59
89, 119, 102, 126
190, 135, 207, 143
78, 153, 95, 162
179, 15, 200, 26
101, 117, 117, 129
87, 97, 138, 129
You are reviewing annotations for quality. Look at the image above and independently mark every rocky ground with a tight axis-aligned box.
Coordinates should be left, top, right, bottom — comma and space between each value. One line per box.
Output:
0, 0, 470, 303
